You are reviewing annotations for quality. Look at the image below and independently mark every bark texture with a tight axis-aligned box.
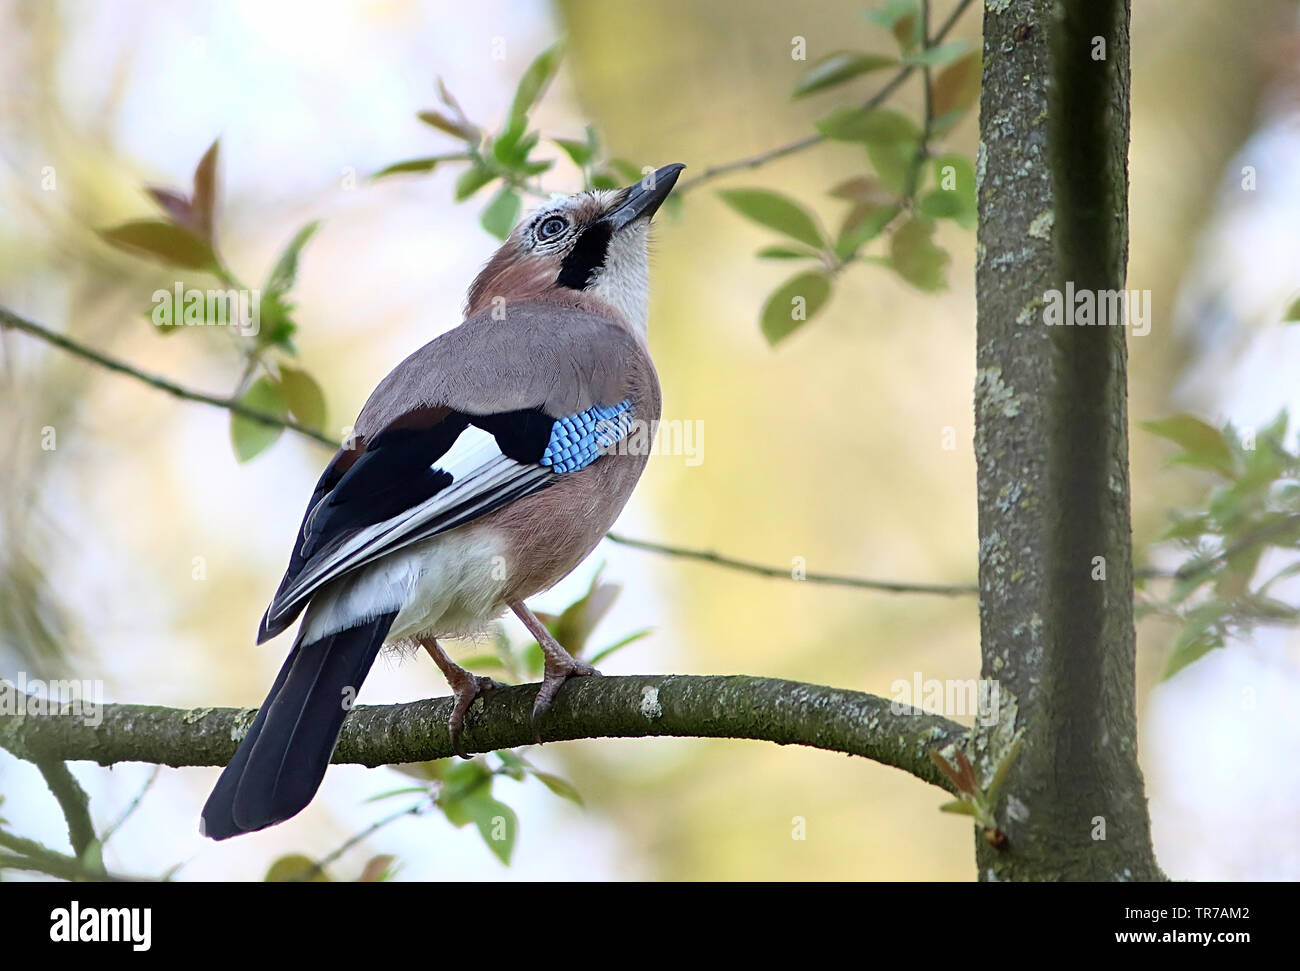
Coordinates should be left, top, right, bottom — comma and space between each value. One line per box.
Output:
973, 0, 1161, 880
0, 674, 966, 793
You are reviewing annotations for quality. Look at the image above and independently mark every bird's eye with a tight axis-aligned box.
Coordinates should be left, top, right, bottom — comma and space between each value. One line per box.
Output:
537, 216, 568, 240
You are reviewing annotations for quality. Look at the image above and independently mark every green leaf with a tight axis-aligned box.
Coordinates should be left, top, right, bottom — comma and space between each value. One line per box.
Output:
1160, 512, 1212, 543
480, 187, 522, 240
357, 855, 397, 882
554, 137, 594, 168
278, 364, 327, 430
889, 217, 949, 292
265, 221, 321, 296
815, 106, 919, 144
867, 138, 919, 194
492, 120, 540, 170
230, 376, 286, 462
1259, 559, 1300, 593
364, 786, 430, 803
418, 110, 479, 143
586, 627, 652, 665
191, 139, 219, 242
919, 189, 964, 220
78, 839, 105, 875
756, 244, 822, 260
924, 154, 976, 228
255, 292, 298, 353
864, 0, 921, 50
495, 749, 529, 781
1162, 626, 1225, 680
793, 52, 895, 98
984, 732, 1024, 805
551, 575, 622, 656
760, 270, 833, 346
718, 188, 826, 250
938, 798, 977, 816
99, 220, 218, 272
463, 793, 518, 865
1142, 415, 1236, 478
608, 158, 645, 183
265, 853, 329, 882
436, 77, 466, 115
509, 41, 565, 127
930, 51, 981, 133
1284, 295, 1300, 322
836, 203, 898, 260
531, 771, 584, 806
372, 154, 471, 179
455, 164, 497, 201
902, 41, 970, 68
392, 759, 449, 782
829, 176, 893, 205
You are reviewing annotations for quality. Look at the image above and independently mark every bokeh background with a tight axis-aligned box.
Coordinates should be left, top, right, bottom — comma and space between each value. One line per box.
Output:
2, 0, 1298, 880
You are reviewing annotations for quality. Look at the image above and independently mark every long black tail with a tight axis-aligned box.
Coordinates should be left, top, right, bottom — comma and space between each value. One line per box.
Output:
201, 612, 397, 840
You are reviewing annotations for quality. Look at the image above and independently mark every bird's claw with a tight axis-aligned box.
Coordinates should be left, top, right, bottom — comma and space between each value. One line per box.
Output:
531, 657, 601, 740
447, 673, 502, 759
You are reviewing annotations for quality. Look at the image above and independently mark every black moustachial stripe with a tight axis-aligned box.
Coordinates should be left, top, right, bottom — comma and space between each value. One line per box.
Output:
556, 222, 613, 290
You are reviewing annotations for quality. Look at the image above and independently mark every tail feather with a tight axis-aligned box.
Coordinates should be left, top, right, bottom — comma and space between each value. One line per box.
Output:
201, 612, 397, 840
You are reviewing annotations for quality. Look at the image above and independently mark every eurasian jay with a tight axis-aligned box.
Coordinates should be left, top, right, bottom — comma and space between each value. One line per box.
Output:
201, 163, 684, 840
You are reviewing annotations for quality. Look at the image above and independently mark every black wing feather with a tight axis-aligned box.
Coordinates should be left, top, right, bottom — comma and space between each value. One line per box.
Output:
258, 405, 555, 643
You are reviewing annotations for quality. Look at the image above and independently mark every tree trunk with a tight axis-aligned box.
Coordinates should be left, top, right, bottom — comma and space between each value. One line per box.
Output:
973, 0, 1162, 880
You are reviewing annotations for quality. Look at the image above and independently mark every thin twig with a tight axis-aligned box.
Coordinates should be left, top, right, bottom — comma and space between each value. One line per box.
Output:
0, 829, 134, 881
34, 756, 98, 861
0, 306, 337, 447
303, 797, 433, 881
902, 1, 936, 202
676, 0, 977, 195
100, 765, 160, 847
604, 532, 978, 596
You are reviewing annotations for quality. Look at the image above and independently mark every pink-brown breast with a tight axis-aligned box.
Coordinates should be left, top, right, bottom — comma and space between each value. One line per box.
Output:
487, 339, 661, 603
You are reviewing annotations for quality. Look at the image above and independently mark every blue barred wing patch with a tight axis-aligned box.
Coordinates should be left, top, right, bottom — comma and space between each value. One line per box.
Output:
541, 399, 633, 473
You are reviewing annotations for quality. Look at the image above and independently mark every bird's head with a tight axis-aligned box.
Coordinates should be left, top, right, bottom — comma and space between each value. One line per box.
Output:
466, 162, 684, 333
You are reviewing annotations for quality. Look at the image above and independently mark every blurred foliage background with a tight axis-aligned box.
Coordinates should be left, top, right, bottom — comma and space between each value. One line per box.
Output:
2, 0, 1299, 880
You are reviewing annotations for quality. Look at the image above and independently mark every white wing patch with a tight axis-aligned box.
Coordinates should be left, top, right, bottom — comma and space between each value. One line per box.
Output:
272, 426, 552, 624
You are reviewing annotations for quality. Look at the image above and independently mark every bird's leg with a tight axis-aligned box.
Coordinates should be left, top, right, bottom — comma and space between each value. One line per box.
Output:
509, 599, 601, 731
418, 636, 502, 758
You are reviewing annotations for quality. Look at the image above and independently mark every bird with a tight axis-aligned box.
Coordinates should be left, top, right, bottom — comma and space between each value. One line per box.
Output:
201, 163, 684, 840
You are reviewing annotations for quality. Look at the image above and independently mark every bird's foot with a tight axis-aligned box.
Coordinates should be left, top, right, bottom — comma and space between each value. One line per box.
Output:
419, 636, 503, 758
445, 666, 503, 758
531, 653, 601, 737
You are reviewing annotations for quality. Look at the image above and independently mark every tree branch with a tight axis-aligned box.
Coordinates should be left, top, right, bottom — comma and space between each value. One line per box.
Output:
0, 831, 132, 882
974, 0, 1160, 880
0, 306, 337, 447
0, 675, 967, 794
604, 531, 977, 595
33, 756, 97, 859
676, 0, 977, 194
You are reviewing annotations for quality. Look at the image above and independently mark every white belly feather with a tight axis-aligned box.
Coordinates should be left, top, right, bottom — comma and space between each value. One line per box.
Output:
298, 525, 508, 645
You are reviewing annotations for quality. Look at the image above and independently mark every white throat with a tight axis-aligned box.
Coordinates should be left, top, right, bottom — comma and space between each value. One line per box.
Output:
588, 222, 651, 335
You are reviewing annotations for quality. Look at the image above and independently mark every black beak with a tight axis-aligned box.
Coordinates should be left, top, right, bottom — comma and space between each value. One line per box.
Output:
604, 163, 686, 231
